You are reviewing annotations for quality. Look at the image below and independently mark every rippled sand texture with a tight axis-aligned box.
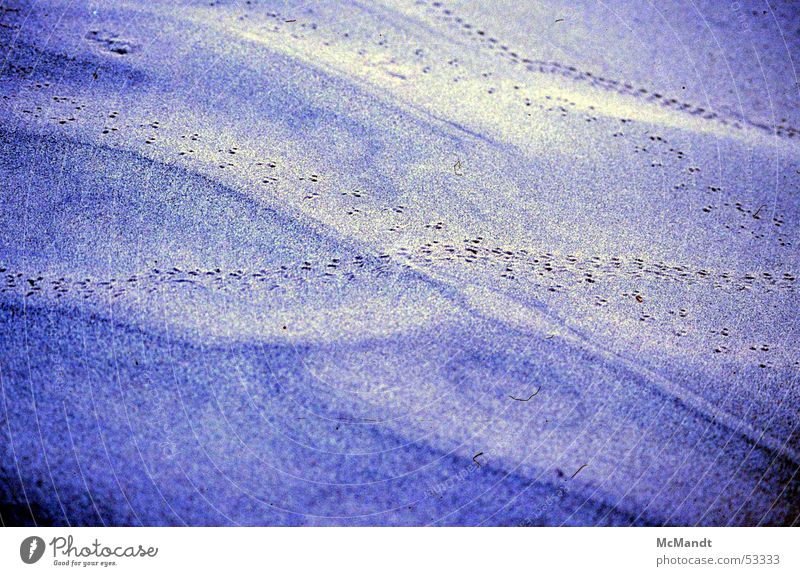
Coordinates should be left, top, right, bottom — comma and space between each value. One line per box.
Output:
1, 0, 799, 526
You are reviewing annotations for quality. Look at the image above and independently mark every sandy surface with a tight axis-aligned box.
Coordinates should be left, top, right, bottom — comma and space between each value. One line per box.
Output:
0, 0, 798, 525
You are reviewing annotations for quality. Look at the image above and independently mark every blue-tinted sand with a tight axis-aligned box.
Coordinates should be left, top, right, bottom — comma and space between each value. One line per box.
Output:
0, 0, 798, 526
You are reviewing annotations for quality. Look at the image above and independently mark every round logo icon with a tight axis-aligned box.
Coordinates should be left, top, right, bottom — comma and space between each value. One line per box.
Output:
20, 536, 46, 564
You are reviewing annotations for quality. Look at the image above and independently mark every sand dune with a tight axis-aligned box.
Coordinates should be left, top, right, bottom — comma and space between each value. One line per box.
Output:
0, 0, 798, 525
